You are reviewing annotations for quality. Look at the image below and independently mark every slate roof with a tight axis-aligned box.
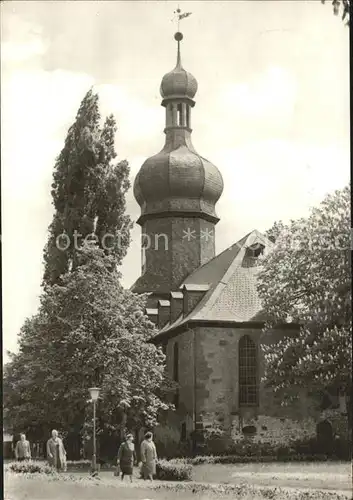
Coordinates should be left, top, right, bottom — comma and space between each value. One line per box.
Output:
131, 272, 170, 295
154, 230, 273, 340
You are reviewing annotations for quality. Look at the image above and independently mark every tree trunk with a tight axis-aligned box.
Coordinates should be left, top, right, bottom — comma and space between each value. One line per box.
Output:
120, 412, 127, 442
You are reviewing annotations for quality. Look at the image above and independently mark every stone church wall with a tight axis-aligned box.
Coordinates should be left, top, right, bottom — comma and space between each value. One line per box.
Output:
155, 325, 349, 455
194, 325, 320, 445
166, 329, 196, 424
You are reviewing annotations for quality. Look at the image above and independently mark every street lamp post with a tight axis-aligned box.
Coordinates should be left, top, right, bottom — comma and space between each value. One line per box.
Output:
88, 387, 100, 475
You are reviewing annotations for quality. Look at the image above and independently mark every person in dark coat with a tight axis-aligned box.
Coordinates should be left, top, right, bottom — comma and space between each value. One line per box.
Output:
117, 434, 136, 482
15, 434, 31, 461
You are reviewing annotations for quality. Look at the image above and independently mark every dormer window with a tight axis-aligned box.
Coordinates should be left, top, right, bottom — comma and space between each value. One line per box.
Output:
246, 243, 265, 258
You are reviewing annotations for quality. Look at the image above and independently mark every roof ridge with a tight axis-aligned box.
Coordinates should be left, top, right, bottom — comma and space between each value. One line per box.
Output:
181, 232, 250, 286
199, 229, 272, 315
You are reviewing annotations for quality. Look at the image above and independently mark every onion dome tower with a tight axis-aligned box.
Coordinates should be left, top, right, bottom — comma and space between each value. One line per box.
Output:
132, 32, 224, 304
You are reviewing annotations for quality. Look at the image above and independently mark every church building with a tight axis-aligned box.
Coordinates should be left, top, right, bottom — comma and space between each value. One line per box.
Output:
132, 32, 346, 453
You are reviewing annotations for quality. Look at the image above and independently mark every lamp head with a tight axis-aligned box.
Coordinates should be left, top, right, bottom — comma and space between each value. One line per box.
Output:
88, 387, 100, 402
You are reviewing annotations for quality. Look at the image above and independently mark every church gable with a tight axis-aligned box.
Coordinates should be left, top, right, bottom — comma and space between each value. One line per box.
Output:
189, 230, 272, 323
149, 230, 273, 338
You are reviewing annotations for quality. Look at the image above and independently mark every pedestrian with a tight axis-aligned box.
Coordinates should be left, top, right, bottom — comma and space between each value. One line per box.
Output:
14, 434, 31, 461
140, 431, 157, 481
117, 433, 136, 482
46, 429, 67, 471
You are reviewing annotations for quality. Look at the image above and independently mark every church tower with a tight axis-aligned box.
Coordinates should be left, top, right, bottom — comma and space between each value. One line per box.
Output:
132, 32, 223, 306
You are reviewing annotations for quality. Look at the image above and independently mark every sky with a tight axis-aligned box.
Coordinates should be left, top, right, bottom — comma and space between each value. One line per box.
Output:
1, 1, 350, 361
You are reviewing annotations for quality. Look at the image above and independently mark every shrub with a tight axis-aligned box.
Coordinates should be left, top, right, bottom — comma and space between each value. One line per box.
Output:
189, 453, 342, 465
225, 440, 278, 457
139, 458, 192, 481
156, 459, 192, 481
5, 460, 56, 474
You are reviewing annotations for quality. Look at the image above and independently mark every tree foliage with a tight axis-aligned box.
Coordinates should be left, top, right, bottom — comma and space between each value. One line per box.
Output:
4, 246, 170, 440
43, 89, 132, 286
264, 220, 286, 244
4, 91, 171, 449
321, 0, 350, 24
258, 185, 351, 404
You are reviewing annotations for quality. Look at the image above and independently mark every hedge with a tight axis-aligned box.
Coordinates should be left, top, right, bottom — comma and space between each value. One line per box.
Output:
156, 459, 192, 481
189, 453, 340, 465
139, 459, 192, 481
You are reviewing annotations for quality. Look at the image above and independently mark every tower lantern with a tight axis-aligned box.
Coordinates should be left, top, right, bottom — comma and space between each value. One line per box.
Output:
132, 32, 224, 306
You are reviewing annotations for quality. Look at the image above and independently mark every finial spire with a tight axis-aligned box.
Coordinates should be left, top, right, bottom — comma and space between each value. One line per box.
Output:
174, 31, 183, 68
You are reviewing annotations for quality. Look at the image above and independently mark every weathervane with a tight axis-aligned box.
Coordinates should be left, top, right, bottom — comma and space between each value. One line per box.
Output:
172, 6, 192, 32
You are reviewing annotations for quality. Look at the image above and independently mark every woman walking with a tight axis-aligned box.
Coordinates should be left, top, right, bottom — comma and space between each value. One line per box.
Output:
140, 432, 157, 481
46, 429, 67, 471
117, 434, 136, 482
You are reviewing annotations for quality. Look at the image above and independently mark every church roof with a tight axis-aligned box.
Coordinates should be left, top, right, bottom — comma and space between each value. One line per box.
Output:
153, 230, 273, 340
133, 31, 223, 227
134, 147, 223, 224
131, 272, 170, 295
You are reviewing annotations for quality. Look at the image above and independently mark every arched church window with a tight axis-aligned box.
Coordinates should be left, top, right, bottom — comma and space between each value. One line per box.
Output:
239, 335, 258, 406
173, 342, 179, 382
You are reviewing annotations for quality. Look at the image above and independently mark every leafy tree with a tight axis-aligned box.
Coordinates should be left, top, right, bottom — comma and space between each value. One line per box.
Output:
4, 91, 171, 456
264, 220, 285, 244
258, 185, 351, 410
4, 246, 170, 449
43, 89, 132, 286
321, 0, 350, 24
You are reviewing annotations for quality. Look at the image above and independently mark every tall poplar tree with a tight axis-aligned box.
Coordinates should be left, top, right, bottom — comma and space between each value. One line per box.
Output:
3, 90, 172, 459
43, 89, 131, 285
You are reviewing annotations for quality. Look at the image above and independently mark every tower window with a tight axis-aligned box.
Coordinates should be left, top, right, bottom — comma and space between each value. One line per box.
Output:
173, 342, 179, 382
177, 103, 182, 126
141, 247, 146, 275
186, 105, 190, 128
166, 104, 173, 128
239, 335, 258, 406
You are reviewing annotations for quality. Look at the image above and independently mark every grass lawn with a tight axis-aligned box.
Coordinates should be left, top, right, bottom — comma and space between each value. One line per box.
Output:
4, 462, 352, 500
192, 461, 352, 493
4, 474, 352, 500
